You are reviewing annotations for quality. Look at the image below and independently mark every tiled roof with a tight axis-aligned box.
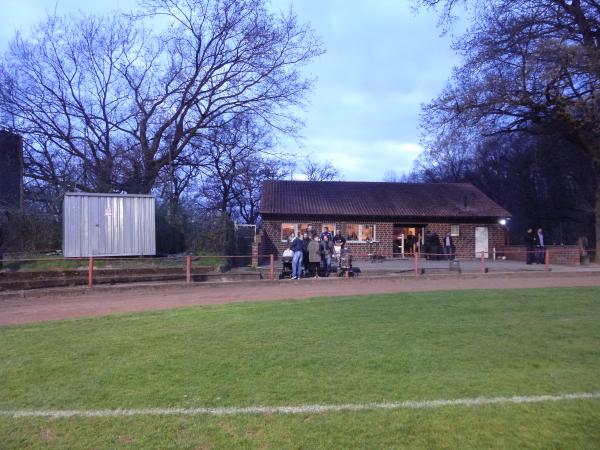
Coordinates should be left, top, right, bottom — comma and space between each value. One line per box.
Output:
261, 181, 511, 218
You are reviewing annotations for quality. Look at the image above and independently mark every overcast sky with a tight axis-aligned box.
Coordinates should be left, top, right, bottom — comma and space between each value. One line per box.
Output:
0, 0, 459, 181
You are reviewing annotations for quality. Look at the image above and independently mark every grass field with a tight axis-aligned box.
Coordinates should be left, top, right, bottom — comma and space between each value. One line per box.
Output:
1, 287, 600, 449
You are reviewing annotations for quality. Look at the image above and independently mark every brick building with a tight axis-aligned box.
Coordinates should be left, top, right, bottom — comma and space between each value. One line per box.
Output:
259, 181, 511, 259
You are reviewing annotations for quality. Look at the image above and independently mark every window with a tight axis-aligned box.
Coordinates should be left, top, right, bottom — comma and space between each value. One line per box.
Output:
281, 223, 296, 242
322, 223, 336, 234
344, 224, 360, 241
298, 223, 311, 236
362, 224, 375, 241
281, 223, 318, 241
450, 224, 460, 237
343, 224, 376, 242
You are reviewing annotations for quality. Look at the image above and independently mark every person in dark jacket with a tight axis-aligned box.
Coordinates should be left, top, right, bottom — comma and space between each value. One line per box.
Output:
320, 226, 333, 242
320, 234, 333, 276
290, 234, 304, 279
524, 228, 537, 264
333, 232, 346, 247
302, 232, 310, 275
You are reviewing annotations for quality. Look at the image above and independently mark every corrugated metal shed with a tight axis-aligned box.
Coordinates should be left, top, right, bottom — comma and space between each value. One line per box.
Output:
63, 193, 156, 257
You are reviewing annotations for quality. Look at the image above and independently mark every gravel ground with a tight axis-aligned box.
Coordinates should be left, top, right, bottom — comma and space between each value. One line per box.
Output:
1, 271, 599, 326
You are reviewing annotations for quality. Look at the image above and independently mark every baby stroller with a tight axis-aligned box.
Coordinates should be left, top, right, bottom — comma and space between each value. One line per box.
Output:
337, 251, 354, 277
279, 255, 293, 279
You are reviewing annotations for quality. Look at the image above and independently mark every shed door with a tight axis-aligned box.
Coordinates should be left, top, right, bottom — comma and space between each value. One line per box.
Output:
475, 226, 489, 258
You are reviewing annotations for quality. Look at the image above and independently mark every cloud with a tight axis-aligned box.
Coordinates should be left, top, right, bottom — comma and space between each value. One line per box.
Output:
281, 137, 423, 181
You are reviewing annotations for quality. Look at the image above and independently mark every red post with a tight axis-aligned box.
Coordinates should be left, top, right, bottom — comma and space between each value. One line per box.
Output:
481, 251, 485, 273
414, 252, 420, 279
186, 256, 191, 284
270, 254, 275, 280
88, 256, 94, 288
545, 249, 550, 272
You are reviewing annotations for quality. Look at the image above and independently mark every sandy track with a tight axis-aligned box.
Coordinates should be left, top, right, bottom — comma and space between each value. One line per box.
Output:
1, 273, 599, 326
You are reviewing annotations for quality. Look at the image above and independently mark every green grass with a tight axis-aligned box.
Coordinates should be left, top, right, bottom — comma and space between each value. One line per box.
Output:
1, 287, 600, 449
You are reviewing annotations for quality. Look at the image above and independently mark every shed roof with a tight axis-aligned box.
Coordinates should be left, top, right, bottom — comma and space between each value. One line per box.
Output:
261, 181, 510, 219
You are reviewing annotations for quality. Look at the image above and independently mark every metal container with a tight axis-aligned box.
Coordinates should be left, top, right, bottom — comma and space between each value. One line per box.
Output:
63, 193, 156, 257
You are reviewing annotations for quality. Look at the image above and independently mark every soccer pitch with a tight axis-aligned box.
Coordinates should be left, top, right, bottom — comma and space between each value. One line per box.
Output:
1, 287, 600, 449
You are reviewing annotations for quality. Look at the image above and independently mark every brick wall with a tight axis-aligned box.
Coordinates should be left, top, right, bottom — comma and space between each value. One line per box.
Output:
498, 245, 580, 266
260, 218, 507, 260
427, 223, 505, 258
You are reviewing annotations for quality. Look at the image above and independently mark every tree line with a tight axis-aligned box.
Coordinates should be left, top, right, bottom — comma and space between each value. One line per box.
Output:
0, 0, 339, 253
411, 0, 600, 251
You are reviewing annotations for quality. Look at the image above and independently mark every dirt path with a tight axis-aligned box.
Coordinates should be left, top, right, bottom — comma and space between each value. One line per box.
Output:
1, 273, 599, 326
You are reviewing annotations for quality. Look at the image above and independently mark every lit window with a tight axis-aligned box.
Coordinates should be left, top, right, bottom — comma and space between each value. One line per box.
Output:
297, 223, 309, 234
281, 223, 296, 242
322, 223, 336, 235
343, 224, 376, 242
362, 224, 375, 241
451, 224, 460, 237
344, 224, 360, 241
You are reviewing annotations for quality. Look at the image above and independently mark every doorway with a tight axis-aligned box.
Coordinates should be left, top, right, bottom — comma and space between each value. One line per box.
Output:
393, 224, 425, 257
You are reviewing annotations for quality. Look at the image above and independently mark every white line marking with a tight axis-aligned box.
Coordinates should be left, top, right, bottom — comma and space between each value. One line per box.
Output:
2, 392, 599, 419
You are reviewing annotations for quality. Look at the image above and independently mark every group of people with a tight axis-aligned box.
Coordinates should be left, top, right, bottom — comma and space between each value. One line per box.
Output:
524, 227, 546, 264
282, 226, 348, 279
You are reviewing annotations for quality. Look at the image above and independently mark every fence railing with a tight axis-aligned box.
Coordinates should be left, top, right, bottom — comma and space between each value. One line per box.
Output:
0, 248, 596, 290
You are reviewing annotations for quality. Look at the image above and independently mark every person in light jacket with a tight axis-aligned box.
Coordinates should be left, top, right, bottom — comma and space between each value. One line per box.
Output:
307, 236, 321, 278
536, 228, 545, 264
444, 233, 454, 260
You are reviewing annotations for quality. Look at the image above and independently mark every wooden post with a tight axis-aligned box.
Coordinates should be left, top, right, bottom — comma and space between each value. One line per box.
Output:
545, 249, 550, 272
481, 251, 485, 273
414, 252, 419, 279
270, 254, 275, 281
186, 256, 191, 284
88, 256, 94, 288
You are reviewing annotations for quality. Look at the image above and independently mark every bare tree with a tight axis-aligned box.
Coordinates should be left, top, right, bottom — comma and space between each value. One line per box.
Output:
233, 157, 292, 224
193, 115, 272, 215
0, 0, 323, 194
417, 0, 600, 253
301, 159, 340, 181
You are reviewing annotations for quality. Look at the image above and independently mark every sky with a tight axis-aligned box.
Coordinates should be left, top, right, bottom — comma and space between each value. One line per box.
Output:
0, 0, 460, 181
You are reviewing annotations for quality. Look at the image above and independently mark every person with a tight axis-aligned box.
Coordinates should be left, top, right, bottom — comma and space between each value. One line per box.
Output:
320, 234, 333, 276
290, 233, 304, 279
333, 232, 346, 247
524, 228, 536, 264
302, 231, 310, 275
444, 233, 454, 260
406, 233, 415, 256
320, 226, 333, 242
307, 235, 321, 278
430, 231, 442, 260
536, 228, 545, 264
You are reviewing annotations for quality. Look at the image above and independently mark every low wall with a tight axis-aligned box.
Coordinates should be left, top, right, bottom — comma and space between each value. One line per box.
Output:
496, 245, 581, 266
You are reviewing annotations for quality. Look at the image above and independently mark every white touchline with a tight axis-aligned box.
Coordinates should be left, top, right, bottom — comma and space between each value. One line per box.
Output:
2, 392, 599, 419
